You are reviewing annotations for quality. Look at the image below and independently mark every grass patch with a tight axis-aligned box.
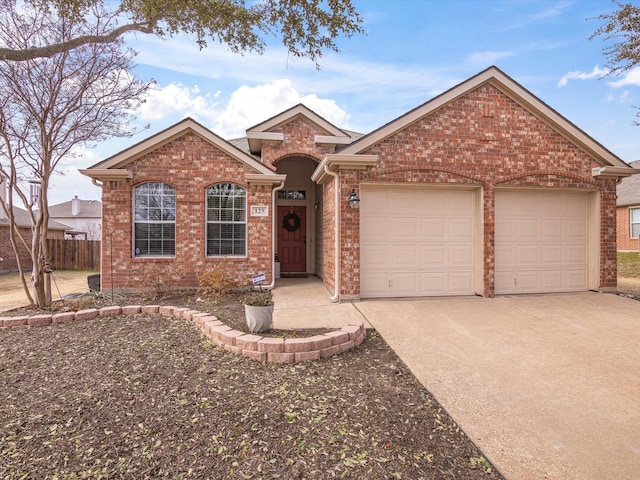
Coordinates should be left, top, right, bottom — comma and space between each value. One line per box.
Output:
618, 252, 640, 278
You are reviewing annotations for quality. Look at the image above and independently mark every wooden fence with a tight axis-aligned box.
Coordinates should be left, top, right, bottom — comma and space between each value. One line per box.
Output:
47, 239, 101, 271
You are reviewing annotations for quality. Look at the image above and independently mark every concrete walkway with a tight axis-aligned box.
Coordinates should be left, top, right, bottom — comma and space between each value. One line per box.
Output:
272, 276, 369, 329
274, 278, 640, 480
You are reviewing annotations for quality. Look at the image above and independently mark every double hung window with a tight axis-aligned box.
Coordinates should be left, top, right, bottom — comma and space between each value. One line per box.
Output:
133, 182, 176, 257
206, 183, 246, 256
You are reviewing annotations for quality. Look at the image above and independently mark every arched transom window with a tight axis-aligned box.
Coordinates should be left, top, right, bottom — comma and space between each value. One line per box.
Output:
206, 183, 246, 256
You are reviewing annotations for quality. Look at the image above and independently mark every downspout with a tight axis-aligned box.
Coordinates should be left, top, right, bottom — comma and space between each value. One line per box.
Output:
264, 179, 286, 289
324, 164, 340, 303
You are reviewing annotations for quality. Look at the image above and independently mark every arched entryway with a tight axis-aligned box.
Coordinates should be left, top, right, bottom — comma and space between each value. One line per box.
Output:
274, 156, 321, 277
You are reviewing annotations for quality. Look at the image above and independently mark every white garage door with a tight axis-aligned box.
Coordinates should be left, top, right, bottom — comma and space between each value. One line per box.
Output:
360, 187, 477, 298
495, 190, 590, 294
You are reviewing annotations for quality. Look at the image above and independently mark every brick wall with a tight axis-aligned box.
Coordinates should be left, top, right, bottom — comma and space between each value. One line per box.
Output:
337, 84, 617, 297
617, 206, 640, 251
261, 118, 335, 170
101, 132, 274, 291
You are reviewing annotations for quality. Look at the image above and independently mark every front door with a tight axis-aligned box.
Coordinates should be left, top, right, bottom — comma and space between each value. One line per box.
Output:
278, 205, 306, 273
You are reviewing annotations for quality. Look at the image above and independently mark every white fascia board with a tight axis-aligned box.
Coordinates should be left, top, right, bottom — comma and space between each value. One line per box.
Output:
311, 154, 378, 184
339, 66, 625, 168
592, 166, 640, 179
246, 132, 285, 154
85, 118, 274, 176
314, 135, 353, 146
245, 173, 287, 185
79, 169, 132, 181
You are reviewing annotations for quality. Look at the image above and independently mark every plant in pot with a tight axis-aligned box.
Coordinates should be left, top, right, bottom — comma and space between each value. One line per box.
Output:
244, 288, 274, 333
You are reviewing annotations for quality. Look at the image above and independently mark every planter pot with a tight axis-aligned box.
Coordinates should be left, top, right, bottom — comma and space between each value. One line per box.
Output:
244, 304, 274, 333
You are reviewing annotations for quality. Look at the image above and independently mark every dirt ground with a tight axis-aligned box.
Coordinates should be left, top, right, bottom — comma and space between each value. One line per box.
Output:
0, 270, 95, 311
1, 289, 502, 479
1, 270, 638, 479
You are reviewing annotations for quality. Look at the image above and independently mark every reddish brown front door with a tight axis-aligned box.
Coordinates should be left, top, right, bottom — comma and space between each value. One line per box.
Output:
278, 205, 306, 273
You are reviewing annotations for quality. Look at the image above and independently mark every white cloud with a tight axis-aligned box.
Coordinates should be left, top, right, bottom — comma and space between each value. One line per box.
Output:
557, 65, 609, 87
608, 67, 640, 88
213, 79, 350, 137
138, 83, 221, 123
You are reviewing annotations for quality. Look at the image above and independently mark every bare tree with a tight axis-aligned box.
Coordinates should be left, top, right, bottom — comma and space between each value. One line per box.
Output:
0, 0, 364, 65
0, 2, 151, 307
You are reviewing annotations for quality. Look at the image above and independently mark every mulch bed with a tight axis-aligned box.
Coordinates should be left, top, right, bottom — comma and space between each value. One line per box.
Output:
1, 291, 503, 479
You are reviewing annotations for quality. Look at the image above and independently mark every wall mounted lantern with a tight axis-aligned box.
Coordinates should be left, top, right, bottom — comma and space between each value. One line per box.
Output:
348, 188, 360, 209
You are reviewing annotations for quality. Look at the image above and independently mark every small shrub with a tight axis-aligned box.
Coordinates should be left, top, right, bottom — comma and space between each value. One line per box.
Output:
197, 258, 238, 299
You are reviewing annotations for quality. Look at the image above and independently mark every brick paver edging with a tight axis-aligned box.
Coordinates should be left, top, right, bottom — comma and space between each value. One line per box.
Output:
0, 305, 367, 364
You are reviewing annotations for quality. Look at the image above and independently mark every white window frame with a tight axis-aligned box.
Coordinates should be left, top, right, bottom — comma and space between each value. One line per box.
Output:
631, 207, 640, 239
206, 183, 247, 257
133, 182, 176, 257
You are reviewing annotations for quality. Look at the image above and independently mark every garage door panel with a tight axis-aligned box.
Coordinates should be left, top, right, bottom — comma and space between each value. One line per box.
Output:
448, 245, 473, 265
449, 272, 474, 293
450, 218, 474, 238
422, 245, 446, 265
421, 217, 446, 238
360, 245, 389, 271
496, 190, 590, 294
541, 245, 563, 264
566, 219, 587, 238
516, 220, 539, 239
391, 272, 418, 296
566, 270, 588, 289
541, 219, 563, 239
361, 273, 389, 296
516, 245, 539, 264
361, 217, 389, 238
541, 270, 563, 290
566, 245, 587, 263
420, 273, 446, 294
361, 187, 477, 298
394, 246, 418, 265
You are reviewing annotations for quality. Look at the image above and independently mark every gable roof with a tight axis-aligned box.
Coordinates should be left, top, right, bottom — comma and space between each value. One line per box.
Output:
80, 117, 276, 182
49, 198, 102, 218
617, 160, 640, 206
0, 206, 69, 230
339, 66, 631, 171
246, 104, 354, 154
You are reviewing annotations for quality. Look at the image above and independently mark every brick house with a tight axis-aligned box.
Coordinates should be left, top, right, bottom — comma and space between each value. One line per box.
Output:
81, 66, 638, 299
616, 159, 640, 251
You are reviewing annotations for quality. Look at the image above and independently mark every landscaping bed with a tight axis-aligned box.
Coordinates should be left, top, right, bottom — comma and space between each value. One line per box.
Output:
0, 291, 502, 479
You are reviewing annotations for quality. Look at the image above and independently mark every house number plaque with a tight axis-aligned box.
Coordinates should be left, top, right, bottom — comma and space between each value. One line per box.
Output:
250, 205, 269, 217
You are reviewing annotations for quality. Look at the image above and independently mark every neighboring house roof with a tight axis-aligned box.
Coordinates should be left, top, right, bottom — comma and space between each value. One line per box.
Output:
339, 66, 632, 173
49, 198, 102, 218
617, 160, 640, 207
81, 117, 279, 182
0, 206, 69, 230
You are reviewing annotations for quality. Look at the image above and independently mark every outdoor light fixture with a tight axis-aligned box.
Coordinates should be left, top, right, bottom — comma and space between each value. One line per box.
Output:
348, 189, 360, 209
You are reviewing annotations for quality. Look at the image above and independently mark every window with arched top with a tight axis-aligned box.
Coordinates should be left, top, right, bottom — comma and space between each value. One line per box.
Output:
206, 183, 246, 256
133, 182, 175, 257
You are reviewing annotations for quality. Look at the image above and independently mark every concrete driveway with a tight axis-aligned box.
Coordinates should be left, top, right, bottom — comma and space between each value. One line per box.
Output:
357, 292, 640, 480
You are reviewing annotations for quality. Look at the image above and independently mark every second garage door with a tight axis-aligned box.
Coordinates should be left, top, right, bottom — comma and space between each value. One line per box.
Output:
360, 187, 478, 298
495, 190, 592, 294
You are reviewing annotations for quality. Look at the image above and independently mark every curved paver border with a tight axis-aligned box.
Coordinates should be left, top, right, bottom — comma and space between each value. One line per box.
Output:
0, 305, 367, 364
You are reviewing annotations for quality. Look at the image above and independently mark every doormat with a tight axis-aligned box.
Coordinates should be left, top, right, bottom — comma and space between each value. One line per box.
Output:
280, 273, 308, 278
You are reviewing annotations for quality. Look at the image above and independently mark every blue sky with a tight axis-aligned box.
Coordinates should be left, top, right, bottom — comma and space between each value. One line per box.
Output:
49, 0, 640, 204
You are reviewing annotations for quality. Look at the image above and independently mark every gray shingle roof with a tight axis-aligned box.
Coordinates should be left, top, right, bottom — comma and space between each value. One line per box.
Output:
617, 160, 640, 206
48, 198, 102, 218
0, 206, 70, 230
